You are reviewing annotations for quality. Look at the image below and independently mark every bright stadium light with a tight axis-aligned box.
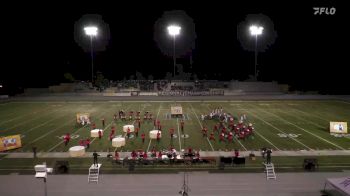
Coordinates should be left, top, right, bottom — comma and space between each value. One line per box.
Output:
167, 25, 181, 77
84, 26, 98, 84
84, 26, 98, 36
249, 25, 263, 35
168, 25, 181, 36
249, 25, 264, 80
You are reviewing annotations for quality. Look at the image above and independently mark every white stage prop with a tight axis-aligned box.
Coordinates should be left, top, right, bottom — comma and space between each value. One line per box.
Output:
123, 125, 135, 133
91, 129, 103, 137
69, 146, 85, 157
149, 130, 161, 139
112, 137, 126, 147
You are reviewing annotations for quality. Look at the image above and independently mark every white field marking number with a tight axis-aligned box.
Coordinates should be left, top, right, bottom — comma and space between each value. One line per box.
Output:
277, 133, 301, 138
56, 134, 80, 139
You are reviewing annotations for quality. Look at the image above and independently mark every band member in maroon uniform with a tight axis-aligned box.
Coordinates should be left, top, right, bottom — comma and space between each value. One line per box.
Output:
209, 132, 215, 141
141, 133, 145, 143
202, 126, 208, 137
98, 130, 102, 139
170, 128, 175, 139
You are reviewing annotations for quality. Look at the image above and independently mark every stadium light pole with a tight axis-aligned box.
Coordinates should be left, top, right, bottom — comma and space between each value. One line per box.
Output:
167, 25, 181, 77
249, 25, 263, 80
84, 26, 98, 84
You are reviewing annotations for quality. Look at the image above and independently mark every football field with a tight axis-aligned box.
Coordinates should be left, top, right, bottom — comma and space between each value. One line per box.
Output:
1, 100, 350, 153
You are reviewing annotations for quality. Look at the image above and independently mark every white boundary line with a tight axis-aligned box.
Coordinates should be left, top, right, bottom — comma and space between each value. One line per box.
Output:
261, 109, 345, 150
247, 110, 312, 150
189, 103, 214, 151
176, 118, 182, 151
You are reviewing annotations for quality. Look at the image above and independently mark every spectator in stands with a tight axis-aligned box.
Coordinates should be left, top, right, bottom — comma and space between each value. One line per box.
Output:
131, 150, 137, 159
157, 151, 162, 159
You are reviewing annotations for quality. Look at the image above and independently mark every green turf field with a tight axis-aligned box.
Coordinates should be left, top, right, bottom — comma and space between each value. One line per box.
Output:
1, 100, 350, 153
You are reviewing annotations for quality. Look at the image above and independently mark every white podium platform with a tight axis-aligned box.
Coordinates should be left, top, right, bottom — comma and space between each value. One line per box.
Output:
91, 129, 103, 137
123, 125, 134, 132
88, 164, 101, 183
149, 130, 161, 139
89, 163, 102, 169
112, 137, 126, 147
69, 146, 85, 157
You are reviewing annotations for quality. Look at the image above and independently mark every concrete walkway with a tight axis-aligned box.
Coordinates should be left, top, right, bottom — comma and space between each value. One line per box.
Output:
2, 150, 350, 158
0, 172, 349, 196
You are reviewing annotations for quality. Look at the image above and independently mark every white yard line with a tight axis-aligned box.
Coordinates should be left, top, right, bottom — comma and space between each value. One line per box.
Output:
28, 104, 99, 149
235, 108, 281, 151
48, 125, 88, 152
89, 120, 115, 145
290, 107, 329, 122
146, 138, 152, 153
261, 109, 345, 150
249, 128, 281, 151
156, 103, 162, 119
21, 104, 92, 136
147, 102, 162, 152
0, 105, 55, 125
5, 105, 67, 130
248, 111, 312, 150
189, 103, 215, 151
3, 111, 68, 135
205, 105, 249, 151
176, 118, 182, 151
49, 104, 122, 152
277, 109, 325, 129
232, 134, 248, 151
336, 100, 350, 105
25, 119, 75, 147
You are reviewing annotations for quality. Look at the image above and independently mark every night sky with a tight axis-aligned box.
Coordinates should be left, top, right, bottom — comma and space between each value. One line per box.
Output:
1, 1, 347, 94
